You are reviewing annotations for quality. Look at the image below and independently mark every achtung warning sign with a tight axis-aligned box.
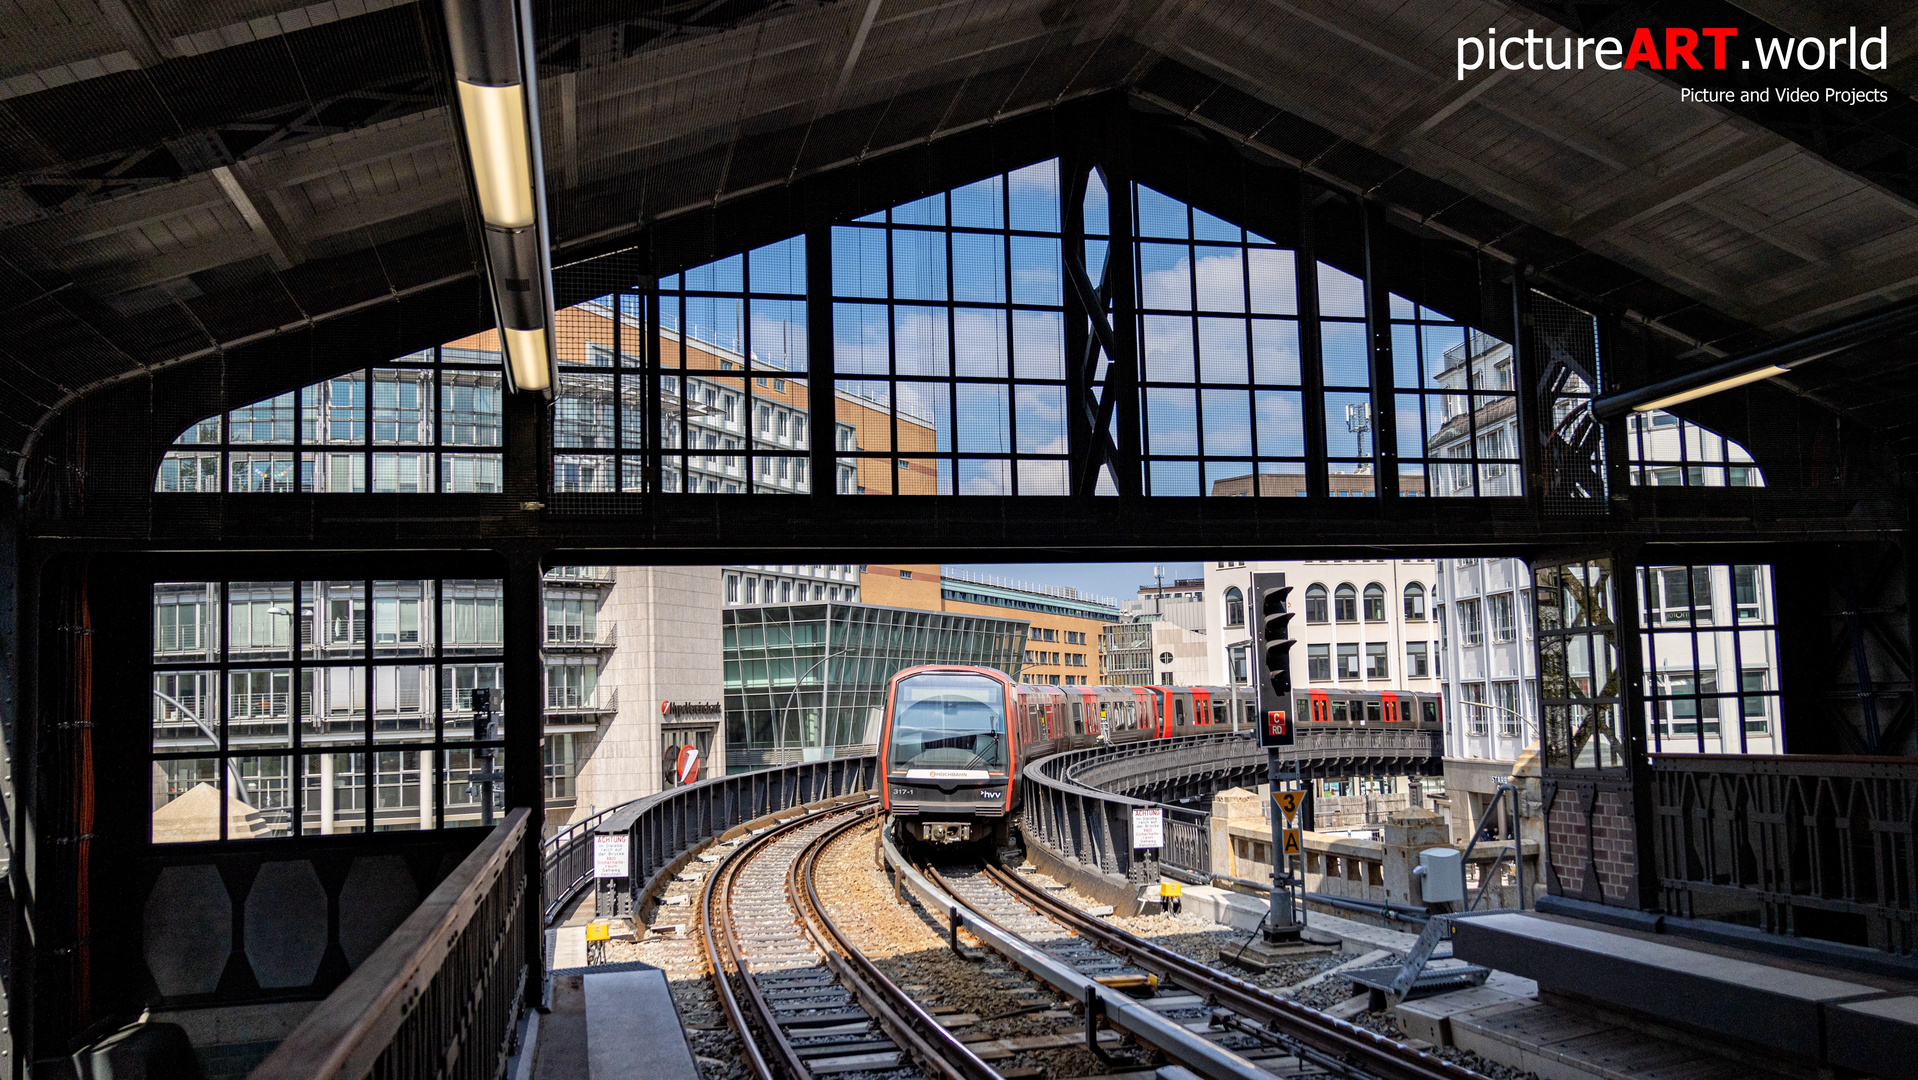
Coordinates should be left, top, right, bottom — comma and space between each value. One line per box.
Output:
1281, 829, 1303, 857
1273, 790, 1303, 819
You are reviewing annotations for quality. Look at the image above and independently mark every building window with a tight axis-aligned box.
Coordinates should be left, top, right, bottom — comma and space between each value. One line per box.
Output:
1337, 643, 1360, 680
1406, 641, 1428, 677
1334, 583, 1358, 622
150, 578, 505, 842
546, 661, 599, 710
157, 352, 503, 494
1307, 644, 1331, 681
1224, 586, 1245, 627
1626, 410, 1765, 488
1464, 682, 1487, 736
1388, 296, 1521, 497
543, 733, 578, 800
1493, 680, 1520, 738
726, 574, 740, 603
1229, 644, 1249, 683
1403, 582, 1425, 621
1459, 599, 1482, 646
1363, 583, 1386, 622
1365, 642, 1388, 678
1305, 584, 1328, 623
1489, 593, 1515, 642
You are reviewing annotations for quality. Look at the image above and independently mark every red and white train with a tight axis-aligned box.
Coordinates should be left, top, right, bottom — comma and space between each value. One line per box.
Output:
877, 664, 1442, 845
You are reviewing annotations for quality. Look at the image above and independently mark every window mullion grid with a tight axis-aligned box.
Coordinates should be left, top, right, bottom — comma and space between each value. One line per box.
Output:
1185, 207, 1204, 485
1001, 203, 1019, 495
887, 217, 901, 494
1730, 580, 1747, 753
611, 289, 624, 492
742, 264, 757, 494
1689, 563, 1705, 753
363, 575, 375, 833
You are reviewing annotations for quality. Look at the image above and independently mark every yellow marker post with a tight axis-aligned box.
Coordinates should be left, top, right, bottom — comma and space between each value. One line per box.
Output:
1281, 829, 1302, 857
1274, 790, 1303, 819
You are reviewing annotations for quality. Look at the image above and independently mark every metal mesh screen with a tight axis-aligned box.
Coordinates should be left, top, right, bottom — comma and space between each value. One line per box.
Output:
1531, 292, 1607, 516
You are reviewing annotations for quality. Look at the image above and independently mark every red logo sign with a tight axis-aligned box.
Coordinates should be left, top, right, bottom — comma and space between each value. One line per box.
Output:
675, 745, 701, 785
1266, 710, 1288, 737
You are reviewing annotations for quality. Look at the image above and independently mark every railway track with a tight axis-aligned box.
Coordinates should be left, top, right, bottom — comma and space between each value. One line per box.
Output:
973, 863, 1489, 1080
702, 800, 1000, 1080
882, 827, 1485, 1080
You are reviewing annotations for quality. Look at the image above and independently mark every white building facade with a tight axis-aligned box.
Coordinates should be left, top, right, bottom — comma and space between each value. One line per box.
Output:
1432, 557, 1538, 839
1203, 560, 1440, 699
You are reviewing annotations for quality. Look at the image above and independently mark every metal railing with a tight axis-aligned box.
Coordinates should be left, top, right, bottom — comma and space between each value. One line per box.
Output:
251, 809, 529, 1080
1651, 753, 1918, 954
542, 756, 877, 923
1022, 736, 1235, 889
1160, 805, 1212, 882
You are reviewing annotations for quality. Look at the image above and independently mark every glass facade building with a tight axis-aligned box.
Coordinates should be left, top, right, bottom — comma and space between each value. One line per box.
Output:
722, 602, 1027, 770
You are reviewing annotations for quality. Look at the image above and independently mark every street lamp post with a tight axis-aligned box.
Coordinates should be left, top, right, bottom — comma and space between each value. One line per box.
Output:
777, 648, 854, 763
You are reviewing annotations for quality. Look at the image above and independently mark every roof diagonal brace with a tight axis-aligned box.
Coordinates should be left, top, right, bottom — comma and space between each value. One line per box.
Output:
1062, 162, 1141, 497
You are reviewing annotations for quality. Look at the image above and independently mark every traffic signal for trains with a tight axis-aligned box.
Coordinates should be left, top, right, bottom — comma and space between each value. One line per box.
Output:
1251, 572, 1296, 748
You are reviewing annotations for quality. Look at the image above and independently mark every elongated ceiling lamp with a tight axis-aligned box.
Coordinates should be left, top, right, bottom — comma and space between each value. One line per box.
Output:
443, 0, 556, 393
1593, 296, 1918, 420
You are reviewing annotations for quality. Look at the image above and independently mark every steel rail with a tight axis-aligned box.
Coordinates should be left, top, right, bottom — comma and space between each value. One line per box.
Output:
879, 828, 1276, 1080
701, 799, 874, 1080
790, 811, 1005, 1080
981, 864, 1487, 1080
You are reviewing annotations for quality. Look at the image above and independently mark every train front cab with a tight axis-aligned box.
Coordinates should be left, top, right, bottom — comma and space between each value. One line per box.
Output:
880, 665, 1017, 845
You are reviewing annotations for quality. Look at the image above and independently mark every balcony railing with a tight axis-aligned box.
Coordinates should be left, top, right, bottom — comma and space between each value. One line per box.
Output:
543, 689, 617, 717
542, 624, 616, 650
250, 810, 529, 1080
1651, 753, 1918, 954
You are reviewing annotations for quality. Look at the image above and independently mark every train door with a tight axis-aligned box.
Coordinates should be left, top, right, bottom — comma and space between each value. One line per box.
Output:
1382, 694, 1399, 723
1308, 689, 1330, 724
1193, 688, 1211, 727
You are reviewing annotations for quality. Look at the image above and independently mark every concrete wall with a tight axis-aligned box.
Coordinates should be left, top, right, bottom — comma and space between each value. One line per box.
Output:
569, 566, 725, 823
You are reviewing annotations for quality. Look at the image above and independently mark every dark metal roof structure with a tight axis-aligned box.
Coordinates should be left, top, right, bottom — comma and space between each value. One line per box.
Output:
4, 0, 1917, 473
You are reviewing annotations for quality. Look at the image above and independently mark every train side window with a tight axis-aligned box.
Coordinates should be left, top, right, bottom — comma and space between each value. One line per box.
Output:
1331, 701, 1348, 723
1423, 700, 1438, 725
1071, 701, 1083, 733
1174, 699, 1186, 726
1366, 700, 1382, 724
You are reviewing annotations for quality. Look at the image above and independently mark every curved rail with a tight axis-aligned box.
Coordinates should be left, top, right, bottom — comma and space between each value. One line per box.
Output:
981, 863, 1486, 1080
791, 813, 1003, 1080
703, 799, 1001, 1080
881, 827, 1275, 1080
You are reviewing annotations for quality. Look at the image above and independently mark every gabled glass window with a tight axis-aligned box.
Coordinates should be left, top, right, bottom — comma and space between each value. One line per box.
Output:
832, 163, 1069, 494
1390, 294, 1521, 497
1131, 183, 1305, 496
155, 349, 503, 493
1626, 410, 1765, 487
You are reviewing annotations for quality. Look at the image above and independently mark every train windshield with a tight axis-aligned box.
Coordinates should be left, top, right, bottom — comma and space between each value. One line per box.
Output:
890, 674, 1008, 773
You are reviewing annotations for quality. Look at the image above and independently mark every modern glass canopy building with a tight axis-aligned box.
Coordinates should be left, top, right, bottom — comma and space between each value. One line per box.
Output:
721, 602, 1027, 770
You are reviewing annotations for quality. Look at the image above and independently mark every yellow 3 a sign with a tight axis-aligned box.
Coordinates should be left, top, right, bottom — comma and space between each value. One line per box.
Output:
1273, 790, 1303, 821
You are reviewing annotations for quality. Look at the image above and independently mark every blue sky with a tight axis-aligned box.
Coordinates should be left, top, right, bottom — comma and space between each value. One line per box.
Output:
944, 561, 1204, 606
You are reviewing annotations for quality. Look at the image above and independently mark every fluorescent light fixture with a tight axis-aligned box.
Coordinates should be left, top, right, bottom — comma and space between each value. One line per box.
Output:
502, 328, 550, 392
444, 0, 556, 395
1632, 365, 1788, 413
455, 82, 535, 228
